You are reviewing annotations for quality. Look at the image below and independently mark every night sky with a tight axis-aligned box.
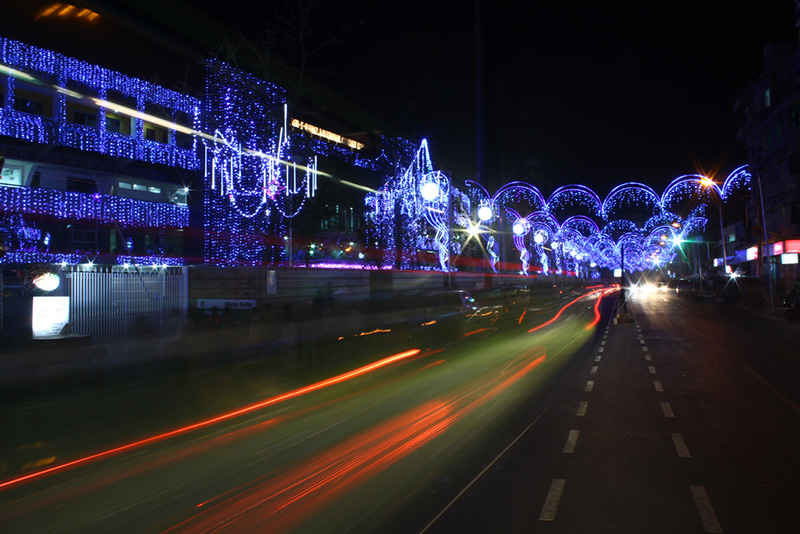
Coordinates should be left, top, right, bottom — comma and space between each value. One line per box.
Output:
6, 1, 799, 197
300, 1, 797, 196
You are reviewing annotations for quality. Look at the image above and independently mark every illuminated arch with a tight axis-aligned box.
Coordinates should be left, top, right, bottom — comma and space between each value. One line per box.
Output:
547, 184, 603, 218
602, 182, 661, 220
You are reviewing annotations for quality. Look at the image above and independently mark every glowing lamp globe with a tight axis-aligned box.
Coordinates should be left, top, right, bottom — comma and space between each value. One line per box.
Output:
533, 232, 545, 244
33, 272, 60, 292
420, 182, 440, 201
512, 221, 526, 235
477, 206, 493, 221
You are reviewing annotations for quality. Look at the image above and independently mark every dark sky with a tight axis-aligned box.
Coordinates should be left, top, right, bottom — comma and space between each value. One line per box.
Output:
304, 1, 797, 195
6, 1, 798, 197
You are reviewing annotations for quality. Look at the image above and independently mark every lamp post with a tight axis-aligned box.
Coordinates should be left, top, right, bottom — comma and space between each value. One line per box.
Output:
700, 178, 728, 275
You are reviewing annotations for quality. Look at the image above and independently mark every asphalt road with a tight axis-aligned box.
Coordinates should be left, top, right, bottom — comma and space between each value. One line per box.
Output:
0, 288, 611, 533
425, 289, 800, 533
3, 287, 796, 533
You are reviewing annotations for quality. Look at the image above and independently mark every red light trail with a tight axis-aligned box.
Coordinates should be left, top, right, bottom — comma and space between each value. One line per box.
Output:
164, 351, 548, 532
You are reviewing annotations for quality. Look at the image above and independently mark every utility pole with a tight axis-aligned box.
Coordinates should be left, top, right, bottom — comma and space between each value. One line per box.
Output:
474, 0, 485, 187
757, 172, 774, 313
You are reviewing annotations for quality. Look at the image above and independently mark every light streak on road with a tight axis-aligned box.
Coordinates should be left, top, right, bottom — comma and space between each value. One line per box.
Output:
0, 349, 422, 492
586, 288, 617, 330
528, 289, 606, 333
0, 286, 610, 532
463, 327, 489, 337
165, 352, 548, 532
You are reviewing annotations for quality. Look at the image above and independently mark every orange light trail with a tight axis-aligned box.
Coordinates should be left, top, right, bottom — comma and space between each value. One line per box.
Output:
528, 290, 602, 333
0, 348, 422, 492
518, 310, 527, 324
463, 327, 489, 337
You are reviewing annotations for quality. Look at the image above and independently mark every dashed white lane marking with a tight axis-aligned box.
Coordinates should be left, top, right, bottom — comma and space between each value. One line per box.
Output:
661, 402, 675, 418
639, 339, 646, 345
539, 479, 566, 521
563, 430, 580, 453
594, 355, 601, 362
600, 340, 606, 346
642, 346, 648, 352
690, 485, 723, 533
644, 354, 652, 362
585, 381, 594, 392
576, 401, 588, 416
672, 433, 691, 458
654, 381, 664, 392
598, 347, 604, 353
648, 366, 657, 374
590, 366, 598, 374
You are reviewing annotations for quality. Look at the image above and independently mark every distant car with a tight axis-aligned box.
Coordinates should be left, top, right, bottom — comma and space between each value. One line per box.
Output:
674, 278, 695, 294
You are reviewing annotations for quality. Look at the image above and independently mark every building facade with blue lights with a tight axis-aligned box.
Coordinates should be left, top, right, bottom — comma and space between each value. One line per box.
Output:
0, 34, 411, 272
0, 33, 423, 343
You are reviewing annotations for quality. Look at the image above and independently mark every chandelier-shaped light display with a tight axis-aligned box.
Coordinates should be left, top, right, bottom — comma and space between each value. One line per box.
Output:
365, 140, 471, 271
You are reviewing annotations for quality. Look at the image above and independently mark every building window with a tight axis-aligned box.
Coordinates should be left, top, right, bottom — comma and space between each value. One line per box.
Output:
70, 228, 97, 251
790, 152, 800, 174
107, 117, 121, 133
72, 110, 97, 127
66, 176, 96, 194
14, 89, 51, 117
144, 125, 168, 143
105, 112, 132, 135
791, 201, 800, 225
764, 88, 771, 108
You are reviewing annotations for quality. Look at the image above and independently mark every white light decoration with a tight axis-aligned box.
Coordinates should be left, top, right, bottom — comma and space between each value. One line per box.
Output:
420, 181, 440, 201
512, 220, 526, 235
477, 206, 493, 221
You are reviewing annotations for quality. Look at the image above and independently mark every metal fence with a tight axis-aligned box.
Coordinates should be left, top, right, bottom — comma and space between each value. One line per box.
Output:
64, 267, 187, 364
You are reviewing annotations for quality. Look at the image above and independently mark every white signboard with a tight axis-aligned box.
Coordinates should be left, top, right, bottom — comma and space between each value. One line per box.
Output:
0, 165, 23, 188
196, 299, 257, 310
32, 296, 70, 338
781, 253, 799, 265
